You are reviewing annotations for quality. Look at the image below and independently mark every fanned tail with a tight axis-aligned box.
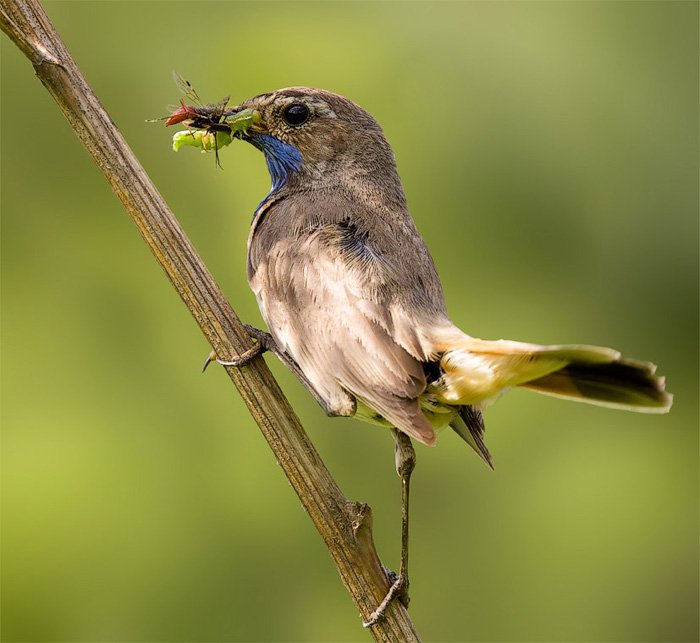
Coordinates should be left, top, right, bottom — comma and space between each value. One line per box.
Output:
428, 329, 672, 466
435, 334, 673, 414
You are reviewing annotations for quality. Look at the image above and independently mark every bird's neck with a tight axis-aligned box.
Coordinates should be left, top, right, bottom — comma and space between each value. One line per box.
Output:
252, 132, 408, 214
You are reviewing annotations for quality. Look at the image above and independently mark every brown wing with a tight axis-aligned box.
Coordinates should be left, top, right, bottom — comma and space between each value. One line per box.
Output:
247, 195, 446, 445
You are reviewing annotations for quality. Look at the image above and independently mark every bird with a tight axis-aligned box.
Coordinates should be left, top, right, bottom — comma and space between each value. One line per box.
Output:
196, 87, 672, 625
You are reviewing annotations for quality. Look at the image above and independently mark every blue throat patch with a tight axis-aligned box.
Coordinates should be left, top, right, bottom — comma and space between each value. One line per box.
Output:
249, 134, 304, 225
251, 134, 304, 192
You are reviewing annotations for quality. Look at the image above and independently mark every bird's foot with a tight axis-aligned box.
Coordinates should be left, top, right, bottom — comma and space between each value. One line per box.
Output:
201, 325, 276, 372
201, 345, 261, 372
200, 325, 341, 419
362, 570, 409, 627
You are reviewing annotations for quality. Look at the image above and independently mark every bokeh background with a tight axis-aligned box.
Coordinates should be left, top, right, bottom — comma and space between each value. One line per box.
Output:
2, 2, 698, 641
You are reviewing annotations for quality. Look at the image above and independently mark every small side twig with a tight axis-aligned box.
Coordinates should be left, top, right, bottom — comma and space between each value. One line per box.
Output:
0, 0, 420, 640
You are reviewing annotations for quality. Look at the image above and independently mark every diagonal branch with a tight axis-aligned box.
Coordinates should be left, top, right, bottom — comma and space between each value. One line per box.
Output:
0, 0, 420, 640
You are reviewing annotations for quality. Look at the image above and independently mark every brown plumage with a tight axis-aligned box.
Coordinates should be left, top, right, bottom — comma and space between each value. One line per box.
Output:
222, 87, 672, 466
194, 87, 676, 623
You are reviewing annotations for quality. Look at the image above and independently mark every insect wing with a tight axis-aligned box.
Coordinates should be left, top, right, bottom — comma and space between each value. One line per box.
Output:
172, 71, 202, 106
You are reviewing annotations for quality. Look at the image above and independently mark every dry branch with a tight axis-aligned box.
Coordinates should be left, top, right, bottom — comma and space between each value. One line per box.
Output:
0, 0, 420, 640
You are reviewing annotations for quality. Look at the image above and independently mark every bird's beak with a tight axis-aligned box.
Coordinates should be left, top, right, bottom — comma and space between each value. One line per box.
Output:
224, 107, 263, 137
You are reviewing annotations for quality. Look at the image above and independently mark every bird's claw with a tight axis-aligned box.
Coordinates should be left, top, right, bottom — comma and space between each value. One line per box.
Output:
202, 350, 216, 373
201, 340, 264, 373
362, 572, 409, 627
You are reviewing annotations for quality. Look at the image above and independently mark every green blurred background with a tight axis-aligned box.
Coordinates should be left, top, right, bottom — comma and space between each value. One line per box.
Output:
2, 2, 698, 641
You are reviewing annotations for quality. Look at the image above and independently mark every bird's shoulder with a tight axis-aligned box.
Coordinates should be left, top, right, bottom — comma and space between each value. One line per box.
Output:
248, 189, 446, 311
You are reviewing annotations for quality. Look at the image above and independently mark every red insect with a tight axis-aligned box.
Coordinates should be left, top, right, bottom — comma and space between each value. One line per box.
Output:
164, 99, 201, 126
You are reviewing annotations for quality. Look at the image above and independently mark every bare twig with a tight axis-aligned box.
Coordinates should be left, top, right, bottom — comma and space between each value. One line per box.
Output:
0, 0, 420, 640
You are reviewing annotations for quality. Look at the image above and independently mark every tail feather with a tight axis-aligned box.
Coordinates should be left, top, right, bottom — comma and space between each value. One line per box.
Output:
450, 406, 494, 469
436, 335, 673, 413
522, 358, 672, 412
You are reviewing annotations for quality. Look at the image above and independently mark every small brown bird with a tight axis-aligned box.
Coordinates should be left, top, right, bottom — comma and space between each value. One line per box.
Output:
200, 87, 672, 624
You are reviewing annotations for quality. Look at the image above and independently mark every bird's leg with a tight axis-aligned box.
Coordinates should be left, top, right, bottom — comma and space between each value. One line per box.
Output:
202, 325, 341, 417
363, 429, 415, 627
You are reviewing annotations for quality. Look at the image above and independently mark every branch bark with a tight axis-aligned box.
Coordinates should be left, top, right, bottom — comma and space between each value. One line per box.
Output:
0, 1, 420, 640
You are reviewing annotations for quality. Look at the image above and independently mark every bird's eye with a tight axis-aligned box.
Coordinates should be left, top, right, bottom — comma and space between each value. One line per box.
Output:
283, 103, 310, 126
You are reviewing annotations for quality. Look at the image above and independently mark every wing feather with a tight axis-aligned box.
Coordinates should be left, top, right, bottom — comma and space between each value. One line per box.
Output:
250, 226, 437, 444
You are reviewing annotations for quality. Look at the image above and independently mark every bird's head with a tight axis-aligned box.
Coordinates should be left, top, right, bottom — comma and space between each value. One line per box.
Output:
225, 88, 401, 194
